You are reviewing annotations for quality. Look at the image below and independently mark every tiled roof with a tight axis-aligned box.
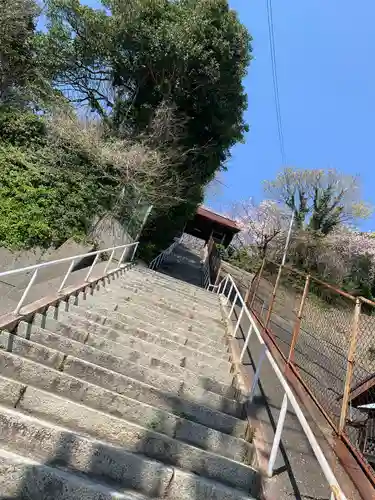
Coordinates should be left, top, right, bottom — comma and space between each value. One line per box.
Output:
196, 206, 239, 232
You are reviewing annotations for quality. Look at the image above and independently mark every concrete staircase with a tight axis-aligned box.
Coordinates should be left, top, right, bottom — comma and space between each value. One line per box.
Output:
158, 242, 205, 287
0, 263, 262, 499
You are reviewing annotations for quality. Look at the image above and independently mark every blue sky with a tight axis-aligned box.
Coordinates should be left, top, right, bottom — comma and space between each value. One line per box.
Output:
40, 1, 375, 229
207, 0, 375, 231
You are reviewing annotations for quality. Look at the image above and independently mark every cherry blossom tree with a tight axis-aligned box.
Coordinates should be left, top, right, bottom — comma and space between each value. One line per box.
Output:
288, 226, 375, 297
231, 198, 290, 258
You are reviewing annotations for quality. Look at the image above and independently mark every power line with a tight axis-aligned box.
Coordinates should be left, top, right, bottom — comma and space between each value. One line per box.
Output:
266, 0, 286, 165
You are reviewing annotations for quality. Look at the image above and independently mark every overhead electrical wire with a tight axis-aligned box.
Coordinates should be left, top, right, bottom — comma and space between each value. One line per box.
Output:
266, 0, 286, 165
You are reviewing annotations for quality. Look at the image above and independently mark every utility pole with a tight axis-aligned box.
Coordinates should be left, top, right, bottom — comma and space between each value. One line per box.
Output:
281, 209, 295, 266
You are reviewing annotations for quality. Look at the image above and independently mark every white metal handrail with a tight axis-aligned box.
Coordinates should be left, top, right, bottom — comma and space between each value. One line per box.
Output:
210, 273, 346, 500
149, 238, 180, 271
0, 241, 139, 316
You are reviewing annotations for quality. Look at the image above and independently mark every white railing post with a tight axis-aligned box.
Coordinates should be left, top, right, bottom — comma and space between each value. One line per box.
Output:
225, 282, 234, 305
228, 291, 238, 319
267, 393, 288, 477
118, 247, 128, 268
233, 305, 244, 337
85, 252, 100, 282
239, 324, 253, 362
220, 275, 228, 295
104, 249, 115, 274
58, 259, 76, 293
14, 269, 39, 315
248, 344, 267, 402
130, 242, 139, 262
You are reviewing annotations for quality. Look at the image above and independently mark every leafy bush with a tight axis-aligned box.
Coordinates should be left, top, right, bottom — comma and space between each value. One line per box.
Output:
0, 144, 110, 249
0, 106, 46, 147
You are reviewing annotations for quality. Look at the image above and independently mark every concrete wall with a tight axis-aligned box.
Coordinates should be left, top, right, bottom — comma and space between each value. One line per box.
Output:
0, 215, 135, 316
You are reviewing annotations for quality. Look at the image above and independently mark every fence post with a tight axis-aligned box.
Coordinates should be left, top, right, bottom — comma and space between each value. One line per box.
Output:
338, 297, 361, 436
264, 263, 283, 329
287, 274, 311, 364
249, 258, 265, 308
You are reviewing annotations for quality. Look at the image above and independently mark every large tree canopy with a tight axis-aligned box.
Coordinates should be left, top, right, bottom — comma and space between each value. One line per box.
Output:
265, 167, 371, 234
0, 0, 39, 104
40, 0, 252, 249
0, 0, 252, 254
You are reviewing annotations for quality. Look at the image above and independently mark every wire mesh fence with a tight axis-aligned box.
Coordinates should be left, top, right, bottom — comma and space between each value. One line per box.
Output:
343, 299, 375, 468
298, 282, 355, 431
247, 258, 375, 476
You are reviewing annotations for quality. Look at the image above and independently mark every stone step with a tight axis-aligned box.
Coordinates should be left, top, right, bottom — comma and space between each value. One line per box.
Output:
88, 285, 224, 331
121, 287, 217, 314
0, 330, 243, 418
0, 406, 260, 499
121, 281, 220, 313
126, 270, 218, 305
38, 312, 232, 385
69, 291, 227, 351
0, 366, 248, 460
74, 284, 224, 338
11, 324, 243, 416
61, 305, 232, 372
2, 379, 257, 491
32, 313, 235, 389
159, 265, 204, 287
128, 267, 216, 298
19, 319, 237, 400
0, 350, 247, 437
69, 296, 228, 358
0, 448, 148, 500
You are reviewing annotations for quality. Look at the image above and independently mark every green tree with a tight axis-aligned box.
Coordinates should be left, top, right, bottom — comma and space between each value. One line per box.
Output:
265, 167, 371, 234
0, 0, 38, 103
40, 0, 252, 249
0, 0, 55, 107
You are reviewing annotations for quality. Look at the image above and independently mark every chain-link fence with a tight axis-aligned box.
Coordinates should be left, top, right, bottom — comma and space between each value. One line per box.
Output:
247, 259, 375, 476
343, 298, 375, 468
298, 281, 355, 431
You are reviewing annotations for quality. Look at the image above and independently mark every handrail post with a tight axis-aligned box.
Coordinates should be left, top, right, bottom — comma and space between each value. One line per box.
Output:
288, 274, 310, 363
118, 246, 128, 268
228, 291, 238, 319
240, 324, 253, 362
104, 249, 115, 274
339, 297, 361, 436
233, 305, 244, 337
226, 282, 234, 305
85, 252, 100, 282
14, 269, 39, 315
131, 242, 139, 262
220, 275, 229, 296
248, 344, 267, 402
58, 259, 76, 293
267, 393, 288, 476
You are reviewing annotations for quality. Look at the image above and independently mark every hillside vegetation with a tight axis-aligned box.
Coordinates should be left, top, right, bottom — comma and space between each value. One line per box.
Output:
0, 0, 252, 256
